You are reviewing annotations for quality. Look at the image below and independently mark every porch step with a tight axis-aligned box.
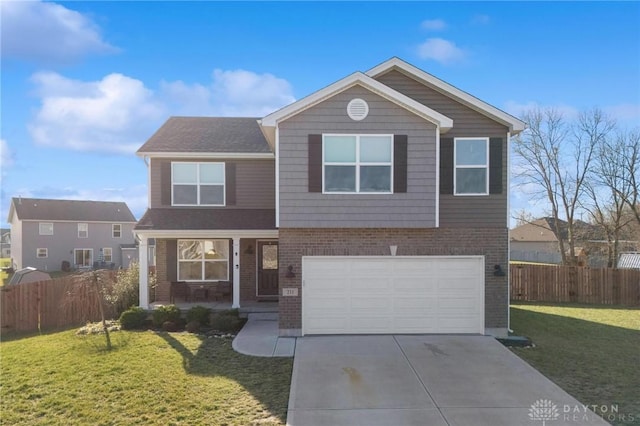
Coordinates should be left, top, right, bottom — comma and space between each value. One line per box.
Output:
247, 312, 279, 321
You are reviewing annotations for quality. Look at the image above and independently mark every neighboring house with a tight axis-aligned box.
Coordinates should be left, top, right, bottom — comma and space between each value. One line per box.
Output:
510, 217, 636, 266
618, 252, 640, 269
0, 228, 10, 258
7, 198, 137, 271
135, 57, 525, 337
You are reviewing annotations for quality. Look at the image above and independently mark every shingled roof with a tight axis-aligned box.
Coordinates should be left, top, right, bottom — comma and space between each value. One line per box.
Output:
135, 208, 276, 231
136, 117, 272, 154
9, 198, 136, 222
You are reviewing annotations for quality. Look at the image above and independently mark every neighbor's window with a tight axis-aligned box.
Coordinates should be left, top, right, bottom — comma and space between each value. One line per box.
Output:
112, 224, 122, 238
177, 240, 229, 281
37, 248, 48, 258
172, 162, 225, 206
454, 138, 489, 195
102, 247, 113, 263
323, 134, 392, 193
78, 223, 88, 238
74, 248, 92, 267
39, 222, 53, 235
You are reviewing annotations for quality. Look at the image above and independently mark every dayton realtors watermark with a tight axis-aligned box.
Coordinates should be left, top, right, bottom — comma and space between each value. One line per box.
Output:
529, 399, 636, 424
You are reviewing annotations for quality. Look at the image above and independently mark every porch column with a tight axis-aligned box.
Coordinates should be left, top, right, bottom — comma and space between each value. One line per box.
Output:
232, 237, 240, 308
138, 236, 149, 309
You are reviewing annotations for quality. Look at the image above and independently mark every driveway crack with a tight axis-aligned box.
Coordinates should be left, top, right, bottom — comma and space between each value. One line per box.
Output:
392, 335, 451, 426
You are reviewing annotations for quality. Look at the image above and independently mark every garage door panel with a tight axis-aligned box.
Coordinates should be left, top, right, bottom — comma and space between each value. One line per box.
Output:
303, 256, 484, 335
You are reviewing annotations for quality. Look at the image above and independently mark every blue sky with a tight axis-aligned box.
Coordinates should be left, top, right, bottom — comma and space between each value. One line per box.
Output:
1, 1, 639, 227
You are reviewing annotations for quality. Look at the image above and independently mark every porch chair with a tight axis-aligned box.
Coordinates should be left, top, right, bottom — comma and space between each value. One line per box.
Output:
170, 281, 188, 303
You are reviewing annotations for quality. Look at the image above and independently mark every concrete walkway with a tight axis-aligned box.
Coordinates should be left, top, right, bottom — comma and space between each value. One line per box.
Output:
232, 315, 296, 357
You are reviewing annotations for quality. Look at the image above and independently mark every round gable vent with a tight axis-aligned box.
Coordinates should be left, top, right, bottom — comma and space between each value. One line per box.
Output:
347, 98, 369, 121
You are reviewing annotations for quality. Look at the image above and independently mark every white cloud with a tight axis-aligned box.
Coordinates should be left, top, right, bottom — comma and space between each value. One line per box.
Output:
0, 139, 13, 169
29, 72, 165, 154
421, 19, 447, 31
27, 68, 296, 154
1, 0, 117, 63
417, 38, 466, 65
604, 103, 640, 126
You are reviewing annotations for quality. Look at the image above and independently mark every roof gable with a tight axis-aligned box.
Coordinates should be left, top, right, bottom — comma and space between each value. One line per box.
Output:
260, 72, 453, 132
9, 198, 137, 223
366, 58, 525, 134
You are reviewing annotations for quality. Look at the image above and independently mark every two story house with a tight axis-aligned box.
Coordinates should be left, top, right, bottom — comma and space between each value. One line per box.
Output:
8, 198, 137, 271
135, 58, 525, 337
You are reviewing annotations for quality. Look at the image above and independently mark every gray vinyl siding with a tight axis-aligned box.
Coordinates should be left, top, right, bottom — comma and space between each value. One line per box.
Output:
17, 221, 136, 271
375, 69, 509, 228
9, 216, 22, 270
279, 85, 437, 228
149, 158, 275, 209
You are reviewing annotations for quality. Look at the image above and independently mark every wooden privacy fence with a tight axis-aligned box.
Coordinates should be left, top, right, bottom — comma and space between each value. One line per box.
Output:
1, 272, 117, 335
510, 264, 640, 306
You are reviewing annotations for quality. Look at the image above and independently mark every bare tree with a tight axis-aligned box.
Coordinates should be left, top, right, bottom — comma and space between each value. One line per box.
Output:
619, 130, 640, 224
584, 130, 635, 266
513, 108, 613, 264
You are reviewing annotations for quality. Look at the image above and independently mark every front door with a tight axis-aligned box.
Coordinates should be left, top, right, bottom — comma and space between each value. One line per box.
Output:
257, 241, 279, 297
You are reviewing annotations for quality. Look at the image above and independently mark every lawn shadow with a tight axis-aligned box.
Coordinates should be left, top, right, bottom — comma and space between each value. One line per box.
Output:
157, 331, 292, 424
510, 306, 640, 426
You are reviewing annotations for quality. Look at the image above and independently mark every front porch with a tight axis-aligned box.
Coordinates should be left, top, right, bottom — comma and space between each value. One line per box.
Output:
136, 230, 279, 310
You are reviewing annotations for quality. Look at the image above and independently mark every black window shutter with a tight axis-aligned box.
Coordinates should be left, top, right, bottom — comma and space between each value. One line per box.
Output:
308, 134, 323, 193
226, 162, 236, 205
489, 138, 503, 194
393, 135, 408, 193
161, 161, 171, 205
439, 138, 454, 194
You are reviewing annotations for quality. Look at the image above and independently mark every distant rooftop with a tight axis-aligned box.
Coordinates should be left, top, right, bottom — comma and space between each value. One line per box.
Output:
136, 117, 272, 154
10, 198, 136, 222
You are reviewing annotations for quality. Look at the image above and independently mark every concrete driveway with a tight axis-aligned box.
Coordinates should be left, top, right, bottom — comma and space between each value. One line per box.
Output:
287, 335, 608, 426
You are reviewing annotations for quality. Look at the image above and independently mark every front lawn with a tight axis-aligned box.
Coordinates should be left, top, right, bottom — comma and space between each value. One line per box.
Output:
0, 329, 293, 425
510, 303, 640, 426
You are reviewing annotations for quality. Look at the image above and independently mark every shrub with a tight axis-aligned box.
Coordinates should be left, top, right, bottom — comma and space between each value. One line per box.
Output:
186, 306, 212, 326
119, 307, 148, 330
152, 305, 181, 327
210, 313, 243, 333
106, 262, 157, 317
218, 308, 240, 318
162, 321, 178, 332
185, 320, 201, 333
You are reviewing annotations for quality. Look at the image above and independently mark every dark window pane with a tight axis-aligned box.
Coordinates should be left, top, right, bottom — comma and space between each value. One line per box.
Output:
174, 185, 197, 204
456, 168, 487, 194
325, 166, 356, 192
360, 166, 391, 192
200, 185, 224, 205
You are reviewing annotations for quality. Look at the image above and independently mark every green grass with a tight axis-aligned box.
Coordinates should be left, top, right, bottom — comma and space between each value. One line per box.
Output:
510, 303, 640, 426
0, 329, 293, 425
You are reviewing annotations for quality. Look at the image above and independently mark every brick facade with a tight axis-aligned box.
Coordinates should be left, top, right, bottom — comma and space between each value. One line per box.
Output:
278, 227, 508, 333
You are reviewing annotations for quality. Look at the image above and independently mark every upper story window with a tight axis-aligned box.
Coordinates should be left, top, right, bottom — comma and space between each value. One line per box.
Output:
323, 134, 393, 193
39, 222, 53, 235
454, 138, 489, 195
78, 223, 88, 238
112, 224, 122, 238
172, 162, 225, 206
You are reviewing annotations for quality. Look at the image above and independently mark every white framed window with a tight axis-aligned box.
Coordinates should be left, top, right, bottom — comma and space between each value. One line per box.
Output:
78, 223, 88, 238
102, 248, 113, 263
74, 248, 93, 267
454, 137, 489, 195
177, 240, 229, 281
172, 162, 225, 206
323, 134, 393, 193
39, 222, 53, 235
37, 248, 48, 258
112, 224, 122, 238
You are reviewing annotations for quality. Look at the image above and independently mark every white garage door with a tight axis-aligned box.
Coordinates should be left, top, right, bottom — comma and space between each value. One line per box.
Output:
302, 256, 484, 335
